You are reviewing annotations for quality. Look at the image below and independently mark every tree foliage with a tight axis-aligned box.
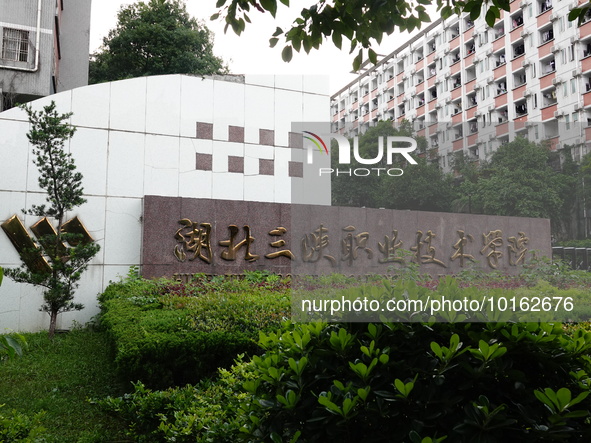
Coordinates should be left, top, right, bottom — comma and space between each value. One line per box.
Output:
459, 138, 576, 236
90, 0, 227, 84
4, 102, 100, 338
331, 121, 456, 212
214, 0, 589, 69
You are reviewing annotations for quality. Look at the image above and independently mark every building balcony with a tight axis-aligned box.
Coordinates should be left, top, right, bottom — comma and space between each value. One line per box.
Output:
539, 71, 556, 90
451, 86, 462, 100
514, 116, 527, 131
428, 98, 438, 111
428, 75, 436, 88
512, 83, 527, 99
464, 52, 475, 66
547, 135, 559, 151
416, 58, 424, 70
453, 138, 464, 151
510, 26, 523, 43
452, 112, 463, 124
582, 56, 591, 73
511, 53, 525, 71
450, 35, 460, 50
541, 103, 557, 120
387, 77, 395, 89
417, 104, 426, 116
466, 105, 478, 120
464, 78, 476, 91
495, 92, 508, 107
427, 52, 436, 65
467, 133, 478, 147
581, 20, 591, 39
537, 9, 553, 28
417, 128, 426, 138
583, 90, 591, 107
494, 63, 507, 79
450, 60, 462, 75
496, 121, 509, 136
493, 36, 506, 52
538, 40, 553, 59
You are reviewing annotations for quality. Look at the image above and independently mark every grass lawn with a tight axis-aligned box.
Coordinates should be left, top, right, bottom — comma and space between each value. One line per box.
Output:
0, 328, 128, 442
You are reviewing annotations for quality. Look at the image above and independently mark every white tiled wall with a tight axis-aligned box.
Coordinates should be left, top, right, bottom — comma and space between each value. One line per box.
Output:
0, 74, 329, 332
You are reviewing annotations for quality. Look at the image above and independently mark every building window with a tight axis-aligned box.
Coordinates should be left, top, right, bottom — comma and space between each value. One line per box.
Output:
565, 114, 570, 130
1, 28, 29, 62
569, 44, 575, 61
571, 78, 577, 94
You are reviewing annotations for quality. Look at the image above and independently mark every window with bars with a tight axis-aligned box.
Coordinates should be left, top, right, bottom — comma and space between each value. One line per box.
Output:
2, 28, 30, 62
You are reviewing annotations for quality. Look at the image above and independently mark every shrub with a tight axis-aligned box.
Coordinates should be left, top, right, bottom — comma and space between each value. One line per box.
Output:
97, 358, 253, 443
98, 276, 290, 388
237, 321, 591, 442
0, 406, 47, 442
100, 319, 591, 442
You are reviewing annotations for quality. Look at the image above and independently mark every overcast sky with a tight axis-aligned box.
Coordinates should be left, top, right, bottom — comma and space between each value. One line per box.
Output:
89, 1, 432, 94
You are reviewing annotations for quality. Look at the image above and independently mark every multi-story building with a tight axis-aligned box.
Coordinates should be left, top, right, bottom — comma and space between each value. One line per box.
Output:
331, 0, 591, 170
0, 0, 91, 110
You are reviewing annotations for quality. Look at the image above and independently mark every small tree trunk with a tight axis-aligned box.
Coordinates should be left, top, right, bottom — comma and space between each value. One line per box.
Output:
48, 310, 58, 339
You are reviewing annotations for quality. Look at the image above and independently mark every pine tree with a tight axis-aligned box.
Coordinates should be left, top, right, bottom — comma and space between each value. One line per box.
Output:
5, 102, 100, 338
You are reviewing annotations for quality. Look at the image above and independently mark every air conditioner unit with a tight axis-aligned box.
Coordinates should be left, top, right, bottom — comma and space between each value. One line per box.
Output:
521, 59, 531, 68
550, 12, 559, 22
574, 102, 583, 111
474, 110, 482, 117
487, 75, 494, 83
410, 67, 416, 74
551, 45, 560, 53
524, 90, 532, 97
554, 110, 565, 118
488, 104, 495, 111
445, 97, 452, 104
552, 77, 563, 86
572, 68, 582, 77
569, 1, 578, 10
486, 49, 493, 56
489, 134, 495, 140
446, 122, 452, 128
520, 30, 529, 38
519, 0, 528, 8
526, 121, 536, 127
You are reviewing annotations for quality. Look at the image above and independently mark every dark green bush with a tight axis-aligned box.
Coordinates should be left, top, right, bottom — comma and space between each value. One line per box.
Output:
100, 319, 591, 442
237, 321, 591, 442
98, 277, 289, 388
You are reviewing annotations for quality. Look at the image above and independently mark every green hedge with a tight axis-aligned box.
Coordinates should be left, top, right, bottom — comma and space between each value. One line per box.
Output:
99, 319, 591, 442
98, 277, 290, 388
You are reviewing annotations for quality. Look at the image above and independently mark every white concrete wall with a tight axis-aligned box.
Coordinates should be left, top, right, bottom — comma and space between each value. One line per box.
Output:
0, 74, 330, 332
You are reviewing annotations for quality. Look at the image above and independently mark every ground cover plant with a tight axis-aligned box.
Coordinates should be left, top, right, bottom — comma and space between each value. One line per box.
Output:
0, 328, 127, 442
99, 270, 290, 387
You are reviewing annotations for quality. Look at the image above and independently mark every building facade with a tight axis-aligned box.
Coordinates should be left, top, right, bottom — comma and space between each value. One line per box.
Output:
0, 0, 91, 110
0, 73, 330, 332
331, 0, 591, 170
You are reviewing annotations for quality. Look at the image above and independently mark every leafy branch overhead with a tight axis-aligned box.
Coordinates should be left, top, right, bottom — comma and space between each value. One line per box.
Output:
213, 0, 590, 70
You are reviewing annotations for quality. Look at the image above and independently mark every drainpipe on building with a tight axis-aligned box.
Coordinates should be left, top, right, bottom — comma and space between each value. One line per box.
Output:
0, 0, 42, 73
